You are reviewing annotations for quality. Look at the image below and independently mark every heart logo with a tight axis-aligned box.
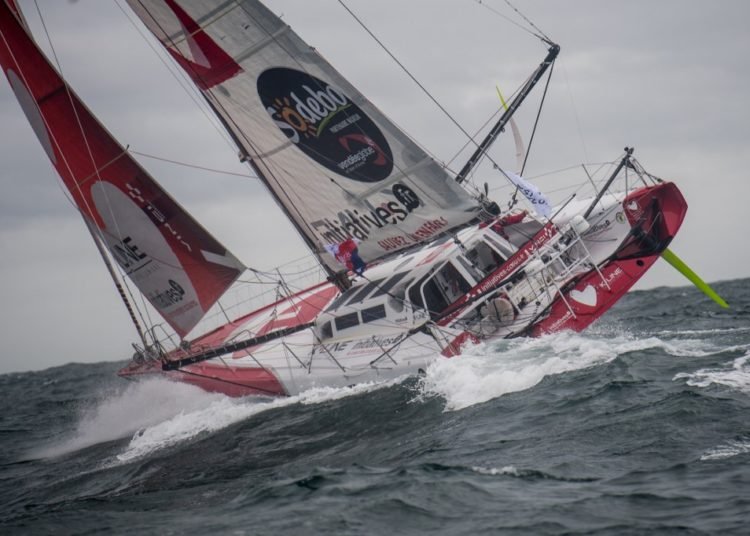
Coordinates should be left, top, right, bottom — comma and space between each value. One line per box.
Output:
569, 285, 597, 307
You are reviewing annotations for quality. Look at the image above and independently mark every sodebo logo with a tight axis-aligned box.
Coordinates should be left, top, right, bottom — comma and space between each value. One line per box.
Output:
258, 67, 393, 182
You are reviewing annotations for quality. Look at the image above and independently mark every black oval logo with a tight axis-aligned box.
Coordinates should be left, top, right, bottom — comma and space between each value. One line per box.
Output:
258, 68, 393, 183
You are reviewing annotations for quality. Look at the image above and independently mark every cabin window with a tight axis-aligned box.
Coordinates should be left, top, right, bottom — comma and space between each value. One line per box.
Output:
344, 278, 385, 305
362, 304, 387, 323
325, 289, 352, 313
320, 321, 333, 339
413, 262, 472, 319
485, 235, 514, 259
387, 278, 413, 313
408, 278, 425, 310
334, 312, 359, 331
371, 271, 409, 299
466, 240, 506, 275
422, 278, 449, 318
456, 256, 482, 282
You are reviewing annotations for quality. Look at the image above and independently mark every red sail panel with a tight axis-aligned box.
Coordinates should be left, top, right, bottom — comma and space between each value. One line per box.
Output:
0, 2, 244, 337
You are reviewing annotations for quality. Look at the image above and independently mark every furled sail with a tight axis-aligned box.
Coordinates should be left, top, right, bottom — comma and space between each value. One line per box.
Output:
0, 2, 244, 337
127, 0, 482, 273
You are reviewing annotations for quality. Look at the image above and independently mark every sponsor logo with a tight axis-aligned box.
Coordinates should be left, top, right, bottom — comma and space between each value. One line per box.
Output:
258, 68, 393, 182
125, 183, 191, 252
312, 183, 431, 246
148, 280, 186, 309
377, 217, 450, 251
317, 333, 407, 357
588, 219, 611, 235
110, 236, 147, 270
598, 266, 625, 290
546, 310, 574, 332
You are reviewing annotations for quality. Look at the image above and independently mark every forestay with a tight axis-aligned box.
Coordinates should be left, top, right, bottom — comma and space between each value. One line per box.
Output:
127, 0, 482, 273
0, 2, 244, 337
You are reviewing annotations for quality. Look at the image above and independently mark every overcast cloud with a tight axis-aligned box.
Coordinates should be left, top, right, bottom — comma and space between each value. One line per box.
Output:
1, 0, 748, 373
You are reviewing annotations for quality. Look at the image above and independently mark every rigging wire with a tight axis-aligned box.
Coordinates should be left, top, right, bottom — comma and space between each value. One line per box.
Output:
560, 58, 590, 165
500, 0, 552, 43
502, 57, 556, 209
473, 0, 593, 186
28, 0, 153, 345
113, 0, 250, 170
129, 149, 258, 180
473, 0, 548, 42
336, 0, 519, 181
520, 59, 554, 175
336, 0, 481, 153
337, 0, 561, 202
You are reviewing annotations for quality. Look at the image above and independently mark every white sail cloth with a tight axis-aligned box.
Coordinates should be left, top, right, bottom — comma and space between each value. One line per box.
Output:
127, 0, 481, 273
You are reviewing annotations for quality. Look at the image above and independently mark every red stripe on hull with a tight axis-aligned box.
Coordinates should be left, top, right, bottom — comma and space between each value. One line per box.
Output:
118, 361, 286, 398
171, 364, 287, 397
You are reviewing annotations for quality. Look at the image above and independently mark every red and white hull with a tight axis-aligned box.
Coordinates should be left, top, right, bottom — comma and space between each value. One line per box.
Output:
120, 181, 687, 397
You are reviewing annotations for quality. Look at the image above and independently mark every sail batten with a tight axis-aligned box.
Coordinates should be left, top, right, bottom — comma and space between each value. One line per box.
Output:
0, 1, 244, 338
127, 0, 482, 273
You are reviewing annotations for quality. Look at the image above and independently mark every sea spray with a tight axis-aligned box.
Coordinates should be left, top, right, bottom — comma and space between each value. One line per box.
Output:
116, 378, 406, 463
31, 377, 221, 458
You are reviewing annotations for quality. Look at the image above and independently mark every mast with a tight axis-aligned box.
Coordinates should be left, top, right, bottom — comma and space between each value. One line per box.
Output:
455, 42, 560, 184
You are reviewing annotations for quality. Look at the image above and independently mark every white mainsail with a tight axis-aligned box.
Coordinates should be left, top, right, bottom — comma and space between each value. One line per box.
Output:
127, 0, 482, 274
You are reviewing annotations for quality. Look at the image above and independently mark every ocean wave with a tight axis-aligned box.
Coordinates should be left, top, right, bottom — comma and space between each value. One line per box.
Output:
656, 326, 750, 337
674, 353, 750, 393
418, 331, 693, 411
700, 438, 750, 461
115, 378, 404, 463
471, 465, 597, 482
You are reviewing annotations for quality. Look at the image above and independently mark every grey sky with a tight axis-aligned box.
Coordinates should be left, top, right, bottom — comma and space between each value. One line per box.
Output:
1, 0, 748, 374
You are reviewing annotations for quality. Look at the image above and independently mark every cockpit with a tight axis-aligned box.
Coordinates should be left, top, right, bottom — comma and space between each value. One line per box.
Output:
315, 231, 515, 340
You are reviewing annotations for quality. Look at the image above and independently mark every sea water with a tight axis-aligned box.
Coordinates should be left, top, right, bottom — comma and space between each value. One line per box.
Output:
1, 279, 748, 534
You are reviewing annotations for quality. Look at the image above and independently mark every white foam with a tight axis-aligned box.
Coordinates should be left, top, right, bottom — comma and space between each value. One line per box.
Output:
115, 378, 401, 463
34, 377, 222, 458
472, 465, 519, 476
701, 438, 750, 461
420, 331, 644, 411
657, 326, 750, 338
674, 353, 750, 393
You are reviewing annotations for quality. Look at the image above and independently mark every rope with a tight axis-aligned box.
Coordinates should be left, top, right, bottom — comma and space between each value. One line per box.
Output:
473, 0, 549, 42
499, 0, 552, 42
520, 59, 555, 175
26, 1, 155, 343
129, 150, 258, 180
337, 1, 476, 146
